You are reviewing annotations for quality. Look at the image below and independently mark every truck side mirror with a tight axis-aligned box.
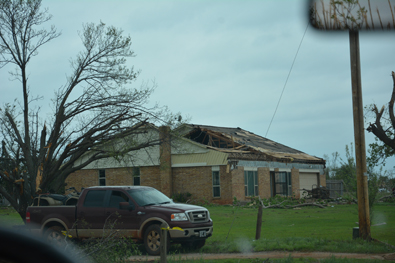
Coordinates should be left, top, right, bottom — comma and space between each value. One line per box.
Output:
119, 202, 133, 211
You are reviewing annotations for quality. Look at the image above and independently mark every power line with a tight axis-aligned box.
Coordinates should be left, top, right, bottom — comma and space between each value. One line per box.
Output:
265, 23, 309, 138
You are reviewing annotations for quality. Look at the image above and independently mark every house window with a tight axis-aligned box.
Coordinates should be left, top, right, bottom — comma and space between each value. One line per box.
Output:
270, 171, 292, 196
244, 170, 258, 196
99, 169, 106, 186
133, 167, 140, 186
212, 166, 220, 197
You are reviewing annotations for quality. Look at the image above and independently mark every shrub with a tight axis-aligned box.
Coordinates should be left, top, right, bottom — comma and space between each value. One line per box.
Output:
171, 192, 192, 203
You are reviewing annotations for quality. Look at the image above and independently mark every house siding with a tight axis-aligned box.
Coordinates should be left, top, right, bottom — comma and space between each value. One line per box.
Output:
66, 165, 235, 204
291, 168, 301, 199
65, 126, 325, 204
172, 151, 228, 166
66, 169, 99, 190
172, 165, 233, 205
319, 174, 326, 187
141, 166, 161, 190
231, 166, 245, 201
237, 160, 325, 175
258, 167, 271, 199
66, 166, 161, 192
66, 164, 324, 204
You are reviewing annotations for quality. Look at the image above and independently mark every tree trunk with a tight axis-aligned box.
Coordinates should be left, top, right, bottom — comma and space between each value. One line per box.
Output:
17, 202, 28, 224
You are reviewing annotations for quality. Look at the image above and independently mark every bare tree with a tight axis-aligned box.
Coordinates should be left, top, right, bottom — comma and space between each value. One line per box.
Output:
0, 0, 176, 221
366, 72, 395, 165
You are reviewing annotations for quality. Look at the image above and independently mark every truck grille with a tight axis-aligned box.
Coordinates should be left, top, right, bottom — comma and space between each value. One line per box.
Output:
187, 210, 209, 223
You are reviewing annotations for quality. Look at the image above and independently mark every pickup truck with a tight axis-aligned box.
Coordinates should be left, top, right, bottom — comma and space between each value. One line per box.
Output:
26, 186, 213, 255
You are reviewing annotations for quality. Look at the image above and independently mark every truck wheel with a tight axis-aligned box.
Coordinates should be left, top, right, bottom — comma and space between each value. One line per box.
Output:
45, 226, 66, 246
144, 224, 169, 256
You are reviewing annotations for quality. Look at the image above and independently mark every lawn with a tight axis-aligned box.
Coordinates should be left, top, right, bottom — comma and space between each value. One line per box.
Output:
200, 202, 395, 254
208, 203, 395, 242
0, 206, 23, 227
1, 202, 394, 255
164, 258, 386, 263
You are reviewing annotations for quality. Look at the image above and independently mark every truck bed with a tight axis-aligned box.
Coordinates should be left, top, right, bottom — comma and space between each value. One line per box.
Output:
27, 206, 76, 234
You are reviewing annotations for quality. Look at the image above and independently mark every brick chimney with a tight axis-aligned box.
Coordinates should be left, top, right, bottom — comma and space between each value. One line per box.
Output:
159, 126, 172, 197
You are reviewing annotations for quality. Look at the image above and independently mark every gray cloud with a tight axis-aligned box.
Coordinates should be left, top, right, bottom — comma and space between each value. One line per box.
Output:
1, 0, 394, 167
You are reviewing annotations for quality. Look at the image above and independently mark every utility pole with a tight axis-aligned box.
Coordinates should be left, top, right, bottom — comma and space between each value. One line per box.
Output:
349, 30, 371, 240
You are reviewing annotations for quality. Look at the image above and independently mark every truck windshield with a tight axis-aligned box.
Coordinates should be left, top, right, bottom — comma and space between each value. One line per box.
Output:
127, 188, 173, 207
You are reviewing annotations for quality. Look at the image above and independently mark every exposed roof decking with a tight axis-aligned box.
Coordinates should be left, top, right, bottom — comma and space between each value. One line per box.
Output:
184, 124, 325, 164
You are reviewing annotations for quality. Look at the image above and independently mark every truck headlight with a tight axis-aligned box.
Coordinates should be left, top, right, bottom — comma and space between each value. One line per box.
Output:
171, 213, 188, 221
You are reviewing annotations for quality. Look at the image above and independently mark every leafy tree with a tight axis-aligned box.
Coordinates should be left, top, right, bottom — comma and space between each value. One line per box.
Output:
0, 0, 179, 221
326, 144, 357, 194
325, 143, 387, 223
323, 151, 340, 180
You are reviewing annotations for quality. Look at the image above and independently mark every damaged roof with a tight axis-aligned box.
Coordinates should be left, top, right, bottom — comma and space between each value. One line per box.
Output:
183, 124, 325, 164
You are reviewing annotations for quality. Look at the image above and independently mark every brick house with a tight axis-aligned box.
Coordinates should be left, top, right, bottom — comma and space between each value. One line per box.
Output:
66, 124, 326, 204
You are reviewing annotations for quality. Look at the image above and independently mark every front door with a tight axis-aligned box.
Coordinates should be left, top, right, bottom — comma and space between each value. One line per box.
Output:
104, 190, 142, 238
270, 171, 292, 197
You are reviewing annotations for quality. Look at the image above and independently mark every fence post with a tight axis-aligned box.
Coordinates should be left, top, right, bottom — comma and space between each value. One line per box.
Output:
255, 203, 263, 240
160, 223, 168, 263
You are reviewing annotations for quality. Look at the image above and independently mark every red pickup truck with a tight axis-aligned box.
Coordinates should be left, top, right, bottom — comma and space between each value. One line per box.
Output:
26, 186, 213, 255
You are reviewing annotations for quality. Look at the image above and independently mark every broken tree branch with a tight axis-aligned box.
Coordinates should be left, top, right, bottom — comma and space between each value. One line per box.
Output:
285, 203, 326, 209
258, 197, 326, 209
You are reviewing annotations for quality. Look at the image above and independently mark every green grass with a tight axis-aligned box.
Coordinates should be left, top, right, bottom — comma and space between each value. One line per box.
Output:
369, 203, 395, 245
199, 202, 395, 254
1, 202, 395, 256
164, 258, 386, 263
0, 206, 23, 227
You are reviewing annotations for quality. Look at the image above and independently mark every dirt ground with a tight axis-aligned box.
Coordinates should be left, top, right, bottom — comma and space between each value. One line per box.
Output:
128, 251, 395, 262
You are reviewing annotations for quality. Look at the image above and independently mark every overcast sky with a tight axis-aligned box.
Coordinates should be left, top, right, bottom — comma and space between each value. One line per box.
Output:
1, 0, 395, 169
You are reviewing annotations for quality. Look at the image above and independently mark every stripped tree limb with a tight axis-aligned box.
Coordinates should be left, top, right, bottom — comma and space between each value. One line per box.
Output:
285, 203, 326, 209
258, 197, 325, 209
379, 195, 394, 201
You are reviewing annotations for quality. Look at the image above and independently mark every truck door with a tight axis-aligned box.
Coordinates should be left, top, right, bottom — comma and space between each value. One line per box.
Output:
76, 189, 108, 238
104, 190, 141, 238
